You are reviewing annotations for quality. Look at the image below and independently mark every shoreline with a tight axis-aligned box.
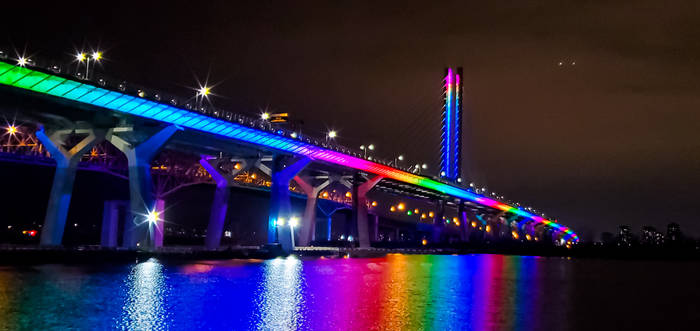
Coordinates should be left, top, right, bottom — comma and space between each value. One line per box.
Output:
2, 245, 700, 265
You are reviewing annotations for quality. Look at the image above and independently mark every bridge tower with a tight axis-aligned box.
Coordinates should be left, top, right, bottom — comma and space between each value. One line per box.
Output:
440, 67, 463, 182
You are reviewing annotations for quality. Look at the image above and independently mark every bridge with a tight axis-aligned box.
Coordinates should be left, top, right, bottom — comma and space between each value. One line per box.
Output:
0, 54, 578, 253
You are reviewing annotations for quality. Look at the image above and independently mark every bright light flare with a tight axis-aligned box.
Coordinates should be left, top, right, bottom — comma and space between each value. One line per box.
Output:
327, 130, 337, 139
261, 112, 270, 120
76, 53, 87, 62
6, 125, 17, 135
16, 57, 28, 67
92, 51, 102, 61
146, 210, 160, 224
289, 217, 299, 228
198, 86, 211, 97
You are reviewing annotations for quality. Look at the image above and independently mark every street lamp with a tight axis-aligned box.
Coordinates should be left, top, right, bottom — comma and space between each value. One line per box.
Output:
16, 57, 28, 67
195, 85, 212, 109
198, 86, 211, 97
6, 125, 17, 135
360, 144, 375, 158
411, 163, 428, 174
327, 130, 337, 142
389, 154, 404, 166
261, 112, 270, 121
85, 50, 102, 79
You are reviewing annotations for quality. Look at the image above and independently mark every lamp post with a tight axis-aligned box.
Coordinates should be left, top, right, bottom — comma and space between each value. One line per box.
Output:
359, 144, 375, 158
289, 216, 299, 248
195, 85, 211, 109
389, 154, 404, 167
411, 163, 428, 174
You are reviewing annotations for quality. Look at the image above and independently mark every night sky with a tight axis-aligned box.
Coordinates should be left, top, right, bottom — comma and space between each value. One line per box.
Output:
2, 1, 699, 239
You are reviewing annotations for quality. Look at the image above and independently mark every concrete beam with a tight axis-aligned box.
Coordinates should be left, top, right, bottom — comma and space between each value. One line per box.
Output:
36, 126, 108, 246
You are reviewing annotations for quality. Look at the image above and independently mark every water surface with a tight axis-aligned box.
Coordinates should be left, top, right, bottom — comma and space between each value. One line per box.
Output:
0, 254, 698, 330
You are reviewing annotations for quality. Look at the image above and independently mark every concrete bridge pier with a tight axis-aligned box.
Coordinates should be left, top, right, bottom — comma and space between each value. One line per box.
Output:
199, 156, 250, 250
268, 156, 311, 253
109, 125, 179, 250
458, 203, 469, 241
431, 199, 446, 244
36, 127, 108, 246
293, 175, 330, 247
351, 173, 384, 248
464, 208, 480, 241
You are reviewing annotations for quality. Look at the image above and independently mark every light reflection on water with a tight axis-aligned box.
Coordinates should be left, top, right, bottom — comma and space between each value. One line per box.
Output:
117, 258, 169, 330
0, 254, 694, 330
252, 257, 305, 330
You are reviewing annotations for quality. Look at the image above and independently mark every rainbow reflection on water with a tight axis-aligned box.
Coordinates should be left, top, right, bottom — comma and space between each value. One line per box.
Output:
0, 255, 574, 330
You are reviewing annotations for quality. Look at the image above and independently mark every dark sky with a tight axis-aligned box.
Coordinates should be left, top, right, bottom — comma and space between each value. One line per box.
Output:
2, 1, 699, 239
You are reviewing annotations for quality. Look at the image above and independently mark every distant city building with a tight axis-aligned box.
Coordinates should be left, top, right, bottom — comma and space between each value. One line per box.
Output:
641, 226, 664, 247
666, 222, 682, 245
618, 225, 632, 247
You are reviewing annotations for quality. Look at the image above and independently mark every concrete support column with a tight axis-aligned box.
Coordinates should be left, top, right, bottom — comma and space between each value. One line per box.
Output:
463, 208, 479, 241
351, 173, 384, 248
268, 156, 311, 253
371, 214, 379, 242
458, 203, 468, 242
199, 156, 247, 250
36, 127, 107, 246
432, 199, 446, 244
101, 200, 129, 247
293, 176, 330, 247
326, 216, 332, 241
154, 198, 166, 247
109, 125, 179, 249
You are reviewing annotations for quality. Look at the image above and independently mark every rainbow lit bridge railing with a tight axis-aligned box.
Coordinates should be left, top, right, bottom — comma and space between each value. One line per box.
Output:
0, 60, 578, 242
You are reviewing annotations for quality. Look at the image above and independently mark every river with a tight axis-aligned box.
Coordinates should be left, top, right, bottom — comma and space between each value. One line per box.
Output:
0, 254, 698, 330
